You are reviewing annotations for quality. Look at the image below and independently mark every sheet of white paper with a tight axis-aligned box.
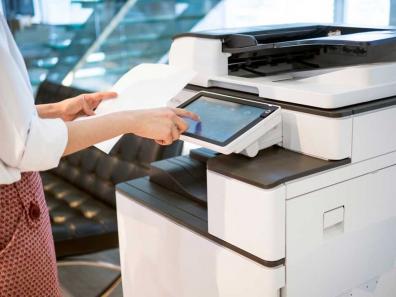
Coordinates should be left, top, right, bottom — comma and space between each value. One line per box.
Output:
92, 63, 196, 153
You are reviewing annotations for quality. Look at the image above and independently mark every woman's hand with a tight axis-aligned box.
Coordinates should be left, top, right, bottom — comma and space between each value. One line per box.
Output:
56, 91, 117, 121
130, 107, 200, 145
36, 91, 117, 121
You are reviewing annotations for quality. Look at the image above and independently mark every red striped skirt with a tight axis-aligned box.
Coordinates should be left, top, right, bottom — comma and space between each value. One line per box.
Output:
0, 172, 61, 296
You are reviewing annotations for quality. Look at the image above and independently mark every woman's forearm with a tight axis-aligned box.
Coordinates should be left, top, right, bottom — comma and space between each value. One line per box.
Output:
63, 111, 132, 156
63, 107, 199, 156
36, 103, 62, 119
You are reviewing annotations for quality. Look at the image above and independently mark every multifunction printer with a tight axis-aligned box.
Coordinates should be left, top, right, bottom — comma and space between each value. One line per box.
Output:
116, 24, 396, 297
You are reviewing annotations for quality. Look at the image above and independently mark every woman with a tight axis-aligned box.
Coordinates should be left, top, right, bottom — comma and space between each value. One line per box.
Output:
0, 14, 198, 296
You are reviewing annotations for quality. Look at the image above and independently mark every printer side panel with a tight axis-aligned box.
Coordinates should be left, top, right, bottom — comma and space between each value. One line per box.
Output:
352, 106, 396, 163
207, 170, 285, 262
282, 109, 352, 161
285, 164, 396, 297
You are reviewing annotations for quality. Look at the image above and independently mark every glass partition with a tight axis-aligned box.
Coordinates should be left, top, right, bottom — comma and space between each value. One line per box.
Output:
63, 0, 220, 91
9, 0, 126, 93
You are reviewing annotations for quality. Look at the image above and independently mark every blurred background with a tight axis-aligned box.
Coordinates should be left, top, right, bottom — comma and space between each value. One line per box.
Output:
2, 0, 396, 95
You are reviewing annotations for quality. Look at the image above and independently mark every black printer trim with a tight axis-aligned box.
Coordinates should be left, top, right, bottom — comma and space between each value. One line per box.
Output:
207, 146, 351, 189
185, 84, 396, 118
173, 23, 396, 54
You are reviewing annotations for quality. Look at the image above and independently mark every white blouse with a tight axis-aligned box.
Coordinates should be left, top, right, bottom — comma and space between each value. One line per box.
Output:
0, 14, 68, 185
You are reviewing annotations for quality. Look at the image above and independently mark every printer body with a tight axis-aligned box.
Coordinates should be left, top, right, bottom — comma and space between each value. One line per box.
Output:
116, 24, 396, 297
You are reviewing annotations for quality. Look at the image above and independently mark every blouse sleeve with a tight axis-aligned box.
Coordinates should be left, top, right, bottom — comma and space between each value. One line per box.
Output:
0, 43, 68, 179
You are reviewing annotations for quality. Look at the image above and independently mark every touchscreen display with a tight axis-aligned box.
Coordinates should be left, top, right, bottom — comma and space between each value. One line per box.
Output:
182, 96, 267, 145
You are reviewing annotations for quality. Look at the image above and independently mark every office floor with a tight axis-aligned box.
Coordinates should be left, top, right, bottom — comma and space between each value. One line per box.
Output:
59, 249, 122, 297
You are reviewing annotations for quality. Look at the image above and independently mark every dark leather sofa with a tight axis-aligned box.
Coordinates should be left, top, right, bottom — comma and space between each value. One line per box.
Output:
36, 81, 183, 258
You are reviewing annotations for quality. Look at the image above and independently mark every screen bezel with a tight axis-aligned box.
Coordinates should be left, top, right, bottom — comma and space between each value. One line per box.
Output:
178, 92, 278, 146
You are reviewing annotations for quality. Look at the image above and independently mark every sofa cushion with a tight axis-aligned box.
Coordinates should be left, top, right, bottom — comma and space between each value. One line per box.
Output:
41, 171, 117, 242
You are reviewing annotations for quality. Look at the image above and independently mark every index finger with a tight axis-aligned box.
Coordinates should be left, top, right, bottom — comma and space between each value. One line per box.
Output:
88, 91, 118, 102
86, 91, 118, 108
172, 108, 200, 121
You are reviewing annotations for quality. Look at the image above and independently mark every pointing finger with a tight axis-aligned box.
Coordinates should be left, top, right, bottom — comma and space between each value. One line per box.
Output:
94, 91, 118, 100
172, 108, 200, 121
86, 92, 118, 108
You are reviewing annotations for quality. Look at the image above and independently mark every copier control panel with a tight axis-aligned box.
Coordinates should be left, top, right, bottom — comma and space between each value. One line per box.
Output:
178, 92, 282, 157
